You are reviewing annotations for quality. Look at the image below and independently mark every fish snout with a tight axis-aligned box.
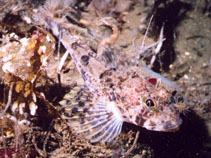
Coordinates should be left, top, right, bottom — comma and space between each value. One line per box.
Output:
163, 118, 182, 132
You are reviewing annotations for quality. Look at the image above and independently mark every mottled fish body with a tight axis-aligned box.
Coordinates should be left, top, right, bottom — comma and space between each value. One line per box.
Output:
45, 15, 183, 143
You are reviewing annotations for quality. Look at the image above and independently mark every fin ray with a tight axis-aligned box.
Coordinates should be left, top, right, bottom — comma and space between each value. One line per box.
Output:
71, 115, 108, 127
108, 121, 123, 142
101, 119, 120, 143
85, 117, 115, 139
61, 86, 123, 143
76, 117, 110, 133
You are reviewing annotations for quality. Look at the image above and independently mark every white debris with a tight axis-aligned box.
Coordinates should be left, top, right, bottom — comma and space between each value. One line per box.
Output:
39, 45, 46, 54
32, 92, 37, 102
29, 102, 38, 116
1, 47, 7, 53
46, 35, 52, 42
2, 62, 14, 73
185, 51, 190, 56
9, 33, 19, 40
2, 54, 13, 62
20, 38, 29, 47
27, 61, 31, 67
19, 103, 26, 115
18, 119, 30, 126
23, 16, 32, 24
11, 101, 18, 113
184, 74, 189, 79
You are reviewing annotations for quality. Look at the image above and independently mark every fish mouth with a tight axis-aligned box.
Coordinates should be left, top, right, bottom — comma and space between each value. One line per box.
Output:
164, 125, 180, 132
163, 118, 182, 132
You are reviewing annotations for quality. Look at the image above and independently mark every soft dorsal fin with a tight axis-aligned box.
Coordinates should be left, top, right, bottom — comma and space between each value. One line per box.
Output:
60, 86, 123, 143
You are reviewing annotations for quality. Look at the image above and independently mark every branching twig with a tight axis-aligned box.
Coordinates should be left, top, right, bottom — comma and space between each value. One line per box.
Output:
141, 16, 153, 49
97, 17, 119, 57
43, 120, 56, 155
32, 135, 47, 157
123, 131, 140, 158
150, 23, 165, 68
0, 83, 13, 118
136, 16, 153, 67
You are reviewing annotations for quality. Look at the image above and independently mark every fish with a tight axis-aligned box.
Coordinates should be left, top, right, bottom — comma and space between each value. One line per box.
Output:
39, 10, 183, 143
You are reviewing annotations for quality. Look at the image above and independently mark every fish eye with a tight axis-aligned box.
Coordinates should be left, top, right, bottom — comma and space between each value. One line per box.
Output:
146, 99, 154, 107
145, 99, 157, 111
142, 98, 157, 111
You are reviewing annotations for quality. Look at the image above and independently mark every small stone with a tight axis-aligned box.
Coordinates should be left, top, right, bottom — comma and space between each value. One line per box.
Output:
133, 154, 142, 158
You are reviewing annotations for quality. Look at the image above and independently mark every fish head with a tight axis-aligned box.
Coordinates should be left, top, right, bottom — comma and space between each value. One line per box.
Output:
123, 77, 184, 132
136, 87, 183, 132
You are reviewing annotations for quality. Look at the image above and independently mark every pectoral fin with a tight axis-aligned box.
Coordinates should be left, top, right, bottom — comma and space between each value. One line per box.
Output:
60, 86, 123, 143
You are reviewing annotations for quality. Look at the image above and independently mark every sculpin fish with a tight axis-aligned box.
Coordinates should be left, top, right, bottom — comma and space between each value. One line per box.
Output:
43, 14, 183, 143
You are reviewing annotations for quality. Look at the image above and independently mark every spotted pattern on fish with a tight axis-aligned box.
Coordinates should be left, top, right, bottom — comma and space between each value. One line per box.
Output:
46, 17, 183, 143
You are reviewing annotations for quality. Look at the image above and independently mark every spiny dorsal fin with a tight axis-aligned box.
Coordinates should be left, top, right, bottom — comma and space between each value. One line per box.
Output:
60, 86, 123, 143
